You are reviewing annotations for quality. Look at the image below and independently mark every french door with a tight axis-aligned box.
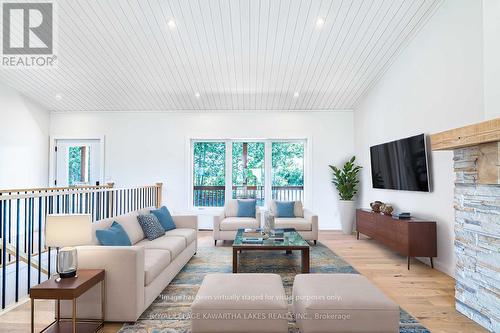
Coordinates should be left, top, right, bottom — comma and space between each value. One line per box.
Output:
53, 139, 103, 187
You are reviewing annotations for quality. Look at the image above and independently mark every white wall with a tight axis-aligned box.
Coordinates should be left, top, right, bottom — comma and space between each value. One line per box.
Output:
354, 0, 485, 276
50, 111, 354, 230
483, 0, 500, 120
0, 82, 50, 189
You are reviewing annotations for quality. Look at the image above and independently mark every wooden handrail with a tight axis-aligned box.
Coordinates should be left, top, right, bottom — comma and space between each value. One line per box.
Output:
0, 184, 161, 201
0, 182, 115, 194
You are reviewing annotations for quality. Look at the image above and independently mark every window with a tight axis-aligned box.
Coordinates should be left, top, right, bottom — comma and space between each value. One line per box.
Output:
232, 142, 265, 205
272, 142, 304, 202
193, 142, 226, 207
68, 146, 91, 186
191, 139, 306, 208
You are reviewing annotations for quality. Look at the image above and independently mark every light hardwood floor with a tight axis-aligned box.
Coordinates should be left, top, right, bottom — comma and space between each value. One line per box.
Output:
0, 231, 487, 333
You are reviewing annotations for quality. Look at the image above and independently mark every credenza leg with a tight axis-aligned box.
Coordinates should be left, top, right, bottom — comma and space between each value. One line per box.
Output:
407, 256, 410, 270
430, 257, 434, 269
356, 231, 359, 240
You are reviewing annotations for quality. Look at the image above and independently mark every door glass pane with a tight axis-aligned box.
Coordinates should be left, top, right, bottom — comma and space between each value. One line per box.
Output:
232, 142, 265, 206
193, 142, 226, 207
68, 146, 90, 186
272, 142, 304, 202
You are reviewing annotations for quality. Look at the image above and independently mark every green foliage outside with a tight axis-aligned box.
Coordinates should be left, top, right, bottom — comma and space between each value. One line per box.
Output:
232, 142, 265, 186
193, 141, 304, 187
68, 146, 90, 185
272, 142, 304, 186
193, 142, 226, 186
329, 156, 362, 200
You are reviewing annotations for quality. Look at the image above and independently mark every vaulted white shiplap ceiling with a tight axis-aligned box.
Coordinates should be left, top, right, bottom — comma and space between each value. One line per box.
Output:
0, 0, 441, 112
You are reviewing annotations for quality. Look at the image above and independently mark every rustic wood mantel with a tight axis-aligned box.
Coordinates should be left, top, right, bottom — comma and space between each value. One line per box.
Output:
430, 118, 500, 151
430, 118, 500, 185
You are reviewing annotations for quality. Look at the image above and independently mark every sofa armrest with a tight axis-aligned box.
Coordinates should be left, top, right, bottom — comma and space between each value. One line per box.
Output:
172, 214, 198, 230
304, 209, 318, 239
213, 211, 225, 231
70, 245, 145, 321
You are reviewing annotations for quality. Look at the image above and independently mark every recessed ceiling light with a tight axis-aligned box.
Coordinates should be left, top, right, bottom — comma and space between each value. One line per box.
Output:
293, 91, 300, 98
167, 18, 176, 30
55, 94, 62, 101
194, 92, 200, 99
316, 17, 326, 28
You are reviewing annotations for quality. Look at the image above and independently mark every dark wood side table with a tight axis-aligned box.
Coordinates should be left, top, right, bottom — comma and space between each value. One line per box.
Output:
30, 269, 105, 333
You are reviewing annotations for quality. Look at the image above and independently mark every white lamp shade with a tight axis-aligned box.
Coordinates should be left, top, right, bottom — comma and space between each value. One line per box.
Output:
45, 214, 92, 248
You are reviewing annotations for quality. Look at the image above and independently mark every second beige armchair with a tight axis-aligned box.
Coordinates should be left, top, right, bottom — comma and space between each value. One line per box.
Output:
269, 200, 318, 244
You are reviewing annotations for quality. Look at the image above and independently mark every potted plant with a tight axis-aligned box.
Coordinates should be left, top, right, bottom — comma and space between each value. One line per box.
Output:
329, 156, 362, 235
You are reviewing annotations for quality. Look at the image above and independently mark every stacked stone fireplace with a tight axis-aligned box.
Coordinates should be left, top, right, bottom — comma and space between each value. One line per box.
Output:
453, 146, 499, 332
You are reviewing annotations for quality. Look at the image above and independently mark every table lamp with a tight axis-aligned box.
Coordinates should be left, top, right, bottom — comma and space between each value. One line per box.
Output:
45, 214, 92, 281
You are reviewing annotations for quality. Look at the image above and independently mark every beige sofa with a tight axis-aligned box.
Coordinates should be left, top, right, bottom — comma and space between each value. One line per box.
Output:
269, 200, 318, 244
213, 199, 261, 244
61, 208, 197, 322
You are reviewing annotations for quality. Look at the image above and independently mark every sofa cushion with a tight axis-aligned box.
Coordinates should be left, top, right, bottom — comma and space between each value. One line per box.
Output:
165, 228, 196, 245
150, 206, 176, 231
237, 199, 256, 218
137, 214, 165, 241
270, 200, 304, 218
95, 222, 132, 246
136, 236, 186, 259
92, 210, 148, 245
144, 249, 171, 286
219, 217, 259, 231
275, 217, 311, 231
224, 199, 239, 217
275, 201, 295, 217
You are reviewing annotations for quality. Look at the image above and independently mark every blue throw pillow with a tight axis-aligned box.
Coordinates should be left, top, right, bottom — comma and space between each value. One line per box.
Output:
137, 214, 165, 241
276, 201, 295, 218
237, 199, 257, 218
96, 222, 132, 246
150, 206, 176, 231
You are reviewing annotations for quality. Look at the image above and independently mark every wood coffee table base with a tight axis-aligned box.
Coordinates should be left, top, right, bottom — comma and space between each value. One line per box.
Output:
232, 247, 310, 273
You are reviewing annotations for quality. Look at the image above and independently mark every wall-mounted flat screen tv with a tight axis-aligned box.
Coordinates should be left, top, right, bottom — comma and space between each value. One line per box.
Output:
370, 134, 430, 192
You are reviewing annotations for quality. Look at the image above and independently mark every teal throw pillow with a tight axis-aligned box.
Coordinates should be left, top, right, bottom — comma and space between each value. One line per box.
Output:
237, 199, 257, 218
150, 206, 176, 231
96, 221, 132, 246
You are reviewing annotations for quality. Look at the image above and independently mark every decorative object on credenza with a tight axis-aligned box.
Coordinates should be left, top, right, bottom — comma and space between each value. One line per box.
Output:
329, 156, 362, 235
380, 203, 394, 216
392, 212, 412, 219
370, 201, 384, 213
45, 214, 92, 281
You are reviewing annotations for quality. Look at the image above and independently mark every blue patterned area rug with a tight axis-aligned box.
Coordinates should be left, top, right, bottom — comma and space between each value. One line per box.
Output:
119, 242, 430, 333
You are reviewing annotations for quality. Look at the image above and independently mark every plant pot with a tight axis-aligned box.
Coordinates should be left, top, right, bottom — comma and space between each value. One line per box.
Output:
338, 200, 356, 235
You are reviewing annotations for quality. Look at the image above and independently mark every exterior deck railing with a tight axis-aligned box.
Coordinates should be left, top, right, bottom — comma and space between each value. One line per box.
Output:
193, 185, 304, 207
0, 182, 162, 310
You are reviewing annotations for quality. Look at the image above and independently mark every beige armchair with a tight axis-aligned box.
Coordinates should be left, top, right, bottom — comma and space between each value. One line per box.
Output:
213, 199, 261, 244
270, 200, 318, 244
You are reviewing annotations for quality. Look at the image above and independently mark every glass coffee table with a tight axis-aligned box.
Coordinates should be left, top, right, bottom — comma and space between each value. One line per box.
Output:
232, 228, 310, 273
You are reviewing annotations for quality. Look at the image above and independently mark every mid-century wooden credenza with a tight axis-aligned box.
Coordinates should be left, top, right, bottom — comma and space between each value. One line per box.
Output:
356, 209, 437, 269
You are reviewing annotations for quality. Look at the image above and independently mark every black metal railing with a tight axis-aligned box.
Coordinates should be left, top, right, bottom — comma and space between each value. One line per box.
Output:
193, 185, 304, 207
0, 183, 162, 309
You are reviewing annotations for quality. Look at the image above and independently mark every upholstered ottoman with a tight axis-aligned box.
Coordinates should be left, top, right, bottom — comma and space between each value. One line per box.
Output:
292, 274, 399, 333
191, 273, 288, 333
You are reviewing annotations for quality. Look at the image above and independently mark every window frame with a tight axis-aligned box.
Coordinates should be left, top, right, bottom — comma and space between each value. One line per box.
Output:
188, 137, 310, 212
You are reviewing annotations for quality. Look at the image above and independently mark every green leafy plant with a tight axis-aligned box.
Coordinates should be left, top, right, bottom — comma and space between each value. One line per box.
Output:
329, 156, 362, 200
